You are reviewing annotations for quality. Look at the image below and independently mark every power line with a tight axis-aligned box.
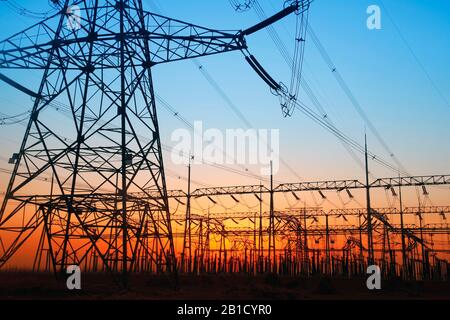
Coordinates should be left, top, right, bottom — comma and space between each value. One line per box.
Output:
217, 0, 406, 177
0, 0, 57, 19
250, 1, 367, 171
229, 0, 255, 13
307, 26, 409, 175
307, 24, 425, 205
148, 0, 302, 183
194, 60, 253, 129
292, 98, 409, 175
1, 97, 276, 187
379, 0, 450, 109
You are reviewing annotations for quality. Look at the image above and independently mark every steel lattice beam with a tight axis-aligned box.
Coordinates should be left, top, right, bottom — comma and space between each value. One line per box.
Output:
185, 175, 450, 198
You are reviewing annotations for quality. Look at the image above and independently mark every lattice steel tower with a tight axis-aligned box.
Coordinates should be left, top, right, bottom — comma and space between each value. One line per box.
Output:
0, 0, 308, 286
0, 0, 250, 282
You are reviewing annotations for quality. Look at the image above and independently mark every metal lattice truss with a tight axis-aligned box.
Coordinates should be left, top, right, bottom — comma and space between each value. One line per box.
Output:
173, 207, 450, 257
0, 0, 248, 280
170, 175, 450, 198
0, 0, 245, 70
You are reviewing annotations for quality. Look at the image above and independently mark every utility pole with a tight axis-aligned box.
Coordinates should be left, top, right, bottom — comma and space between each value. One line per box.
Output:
358, 213, 364, 272
198, 218, 203, 274
206, 209, 210, 273
303, 206, 309, 276
418, 210, 426, 280
364, 134, 374, 265
268, 161, 276, 272
182, 156, 192, 273
398, 177, 407, 278
253, 203, 257, 274
325, 213, 330, 275
258, 184, 263, 272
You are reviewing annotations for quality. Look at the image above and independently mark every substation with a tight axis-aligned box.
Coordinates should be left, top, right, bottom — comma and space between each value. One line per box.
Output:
0, 0, 449, 290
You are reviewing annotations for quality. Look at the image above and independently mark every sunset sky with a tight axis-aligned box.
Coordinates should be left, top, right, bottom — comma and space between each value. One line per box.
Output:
0, 0, 449, 270
0, 0, 449, 206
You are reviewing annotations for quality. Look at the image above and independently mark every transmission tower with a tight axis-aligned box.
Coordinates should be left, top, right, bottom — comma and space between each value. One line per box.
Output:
0, 0, 306, 286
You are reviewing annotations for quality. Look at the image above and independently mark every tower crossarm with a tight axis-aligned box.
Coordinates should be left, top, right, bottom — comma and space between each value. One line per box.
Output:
0, 0, 251, 72
0, 0, 313, 71
0, 2, 246, 70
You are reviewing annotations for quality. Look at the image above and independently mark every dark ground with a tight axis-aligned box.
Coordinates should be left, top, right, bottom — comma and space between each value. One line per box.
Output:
0, 272, 449, 300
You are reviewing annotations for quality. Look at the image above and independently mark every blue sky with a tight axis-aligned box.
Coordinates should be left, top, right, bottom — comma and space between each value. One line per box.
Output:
0, 0, 449, 192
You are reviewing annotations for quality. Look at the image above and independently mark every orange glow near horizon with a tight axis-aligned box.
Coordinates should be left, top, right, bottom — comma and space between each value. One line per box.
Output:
1, 179, 449, 272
